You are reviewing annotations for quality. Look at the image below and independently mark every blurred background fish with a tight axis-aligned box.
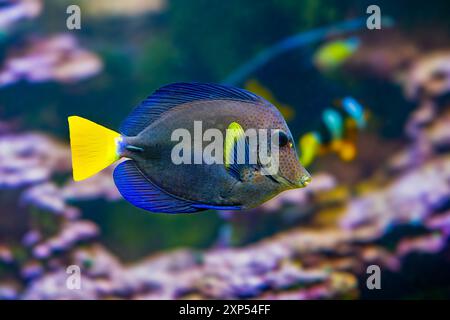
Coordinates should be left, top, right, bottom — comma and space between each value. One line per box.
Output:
298, 96, 367, 167
243, 76, 368, 167
314, 37, 360, 71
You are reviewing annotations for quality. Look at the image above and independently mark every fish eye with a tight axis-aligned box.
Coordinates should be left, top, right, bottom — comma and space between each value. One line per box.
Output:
274, 130, 290, 147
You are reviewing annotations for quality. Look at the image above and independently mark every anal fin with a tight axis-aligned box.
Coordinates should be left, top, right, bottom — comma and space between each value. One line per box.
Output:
113, 160, 203, 214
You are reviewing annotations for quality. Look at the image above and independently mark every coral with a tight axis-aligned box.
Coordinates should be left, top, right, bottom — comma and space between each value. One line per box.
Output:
0, 34, 103, 87
0, 0, 42, 30
403, 51, 450, 101
0, 133, 69, 188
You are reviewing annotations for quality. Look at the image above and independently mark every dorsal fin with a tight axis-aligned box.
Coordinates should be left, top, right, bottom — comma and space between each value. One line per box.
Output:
120, 82, 263, 136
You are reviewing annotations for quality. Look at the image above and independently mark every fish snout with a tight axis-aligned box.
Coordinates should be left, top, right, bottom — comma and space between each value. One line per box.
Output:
299, 171, 312, 188
282, 165, 311, 188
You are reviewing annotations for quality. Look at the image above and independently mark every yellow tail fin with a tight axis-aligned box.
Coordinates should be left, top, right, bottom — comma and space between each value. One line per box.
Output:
68, 116, 121, 181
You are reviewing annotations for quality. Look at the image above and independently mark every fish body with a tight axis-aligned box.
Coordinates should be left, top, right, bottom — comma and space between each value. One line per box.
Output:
341, 96, 366, 129
298, 96, 366, 167
299, 132, 321, 167
314, 37, 360, 70
322, 108, 343, 141
69, 83, 311, 213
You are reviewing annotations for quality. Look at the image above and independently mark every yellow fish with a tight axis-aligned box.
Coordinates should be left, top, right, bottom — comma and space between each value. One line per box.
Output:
299, 132, 321, 167
314, 37, 360, 71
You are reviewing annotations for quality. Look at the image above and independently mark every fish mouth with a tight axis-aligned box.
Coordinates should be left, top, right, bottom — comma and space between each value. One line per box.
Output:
260, 166, 311, 188
263, 170, 312, 188
279, 175, 311, 188
299, 174, 312, 187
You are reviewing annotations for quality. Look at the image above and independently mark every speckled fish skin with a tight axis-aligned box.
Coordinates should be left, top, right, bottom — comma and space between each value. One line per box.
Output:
122, 90, 310, 210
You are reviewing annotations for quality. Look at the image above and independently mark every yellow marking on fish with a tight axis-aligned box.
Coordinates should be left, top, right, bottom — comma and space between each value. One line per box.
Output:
224, 122, 245, 169
68, 116, 121, 181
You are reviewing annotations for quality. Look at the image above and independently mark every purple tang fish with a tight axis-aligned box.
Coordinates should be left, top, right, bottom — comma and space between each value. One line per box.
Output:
68, 83, 311, 213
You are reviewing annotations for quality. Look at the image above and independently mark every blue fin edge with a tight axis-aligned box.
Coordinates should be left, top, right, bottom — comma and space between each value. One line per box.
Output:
120, 82, 264, 136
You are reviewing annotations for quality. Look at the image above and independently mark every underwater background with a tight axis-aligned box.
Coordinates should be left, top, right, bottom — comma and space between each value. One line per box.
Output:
1, 0, 450, 299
